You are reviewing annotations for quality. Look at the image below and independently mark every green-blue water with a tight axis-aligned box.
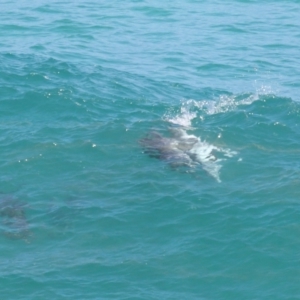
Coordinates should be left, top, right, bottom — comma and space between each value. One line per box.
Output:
1, 1, 300, 299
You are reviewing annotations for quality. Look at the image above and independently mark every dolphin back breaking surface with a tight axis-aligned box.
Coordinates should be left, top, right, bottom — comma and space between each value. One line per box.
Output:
140, 127, 236, 182
139, 131, 195, 168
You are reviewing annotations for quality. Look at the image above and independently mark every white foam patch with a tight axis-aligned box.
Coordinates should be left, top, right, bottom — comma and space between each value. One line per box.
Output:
190, 142, 237, 182
189, 140, 222, 182
169, 128, 236, 182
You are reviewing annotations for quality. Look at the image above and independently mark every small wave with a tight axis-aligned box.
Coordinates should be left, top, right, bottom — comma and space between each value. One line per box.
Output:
158, 88, 280, 181
163, 90, 270, 180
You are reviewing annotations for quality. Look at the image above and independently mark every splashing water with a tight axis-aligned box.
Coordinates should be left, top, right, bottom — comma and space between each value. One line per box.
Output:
161, 93, 259, 181
165, 100, 198, 127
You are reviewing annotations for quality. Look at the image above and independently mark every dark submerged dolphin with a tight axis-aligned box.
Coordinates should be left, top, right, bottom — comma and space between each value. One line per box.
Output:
139, 129, 198, 168
0, 196, 30, 240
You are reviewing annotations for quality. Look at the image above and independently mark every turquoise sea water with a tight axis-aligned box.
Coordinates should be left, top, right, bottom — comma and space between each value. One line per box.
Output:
1, 1, 300, 299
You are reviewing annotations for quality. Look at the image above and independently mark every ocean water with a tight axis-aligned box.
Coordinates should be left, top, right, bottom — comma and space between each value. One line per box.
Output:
1, 1, 300, 299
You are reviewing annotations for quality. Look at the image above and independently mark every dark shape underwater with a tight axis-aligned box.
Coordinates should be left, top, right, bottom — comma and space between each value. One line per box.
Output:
0, 196, 30, 240
139, 129, 199, 168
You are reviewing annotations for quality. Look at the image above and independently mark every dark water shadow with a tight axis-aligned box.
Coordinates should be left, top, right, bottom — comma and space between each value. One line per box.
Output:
0, 195, 31, 242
